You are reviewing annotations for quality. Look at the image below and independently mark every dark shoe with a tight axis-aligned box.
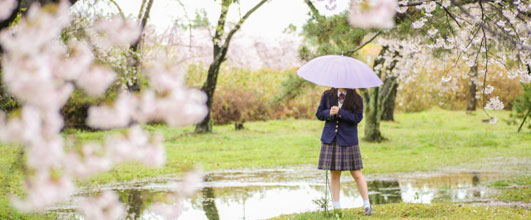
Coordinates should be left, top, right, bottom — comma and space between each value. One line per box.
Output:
364, 206, 373, 216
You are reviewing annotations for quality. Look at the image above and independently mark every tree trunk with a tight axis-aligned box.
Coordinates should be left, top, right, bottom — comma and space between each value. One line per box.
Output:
466, 65, 478, 111
380, 77, 398, 121
195, 61, 222, 133
363, 87, 384, 142
195, 0, 268, 133
362, 47, 388, 142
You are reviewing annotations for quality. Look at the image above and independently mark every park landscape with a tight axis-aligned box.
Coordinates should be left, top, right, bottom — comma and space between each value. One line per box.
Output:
0, 0, 531, 219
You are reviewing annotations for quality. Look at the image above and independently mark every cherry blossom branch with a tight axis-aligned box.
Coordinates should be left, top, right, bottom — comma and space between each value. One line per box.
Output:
451, 0, 531, 51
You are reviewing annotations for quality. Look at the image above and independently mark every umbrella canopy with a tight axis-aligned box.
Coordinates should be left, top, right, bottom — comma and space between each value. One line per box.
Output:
297, 55, 383, 89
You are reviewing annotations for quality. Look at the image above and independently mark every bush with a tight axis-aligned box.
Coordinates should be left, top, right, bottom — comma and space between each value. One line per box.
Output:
211, 87, 269, 124
187, 65, 325, 125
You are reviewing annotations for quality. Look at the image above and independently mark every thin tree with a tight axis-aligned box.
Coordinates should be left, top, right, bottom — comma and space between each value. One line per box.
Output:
195, 0, 269, 133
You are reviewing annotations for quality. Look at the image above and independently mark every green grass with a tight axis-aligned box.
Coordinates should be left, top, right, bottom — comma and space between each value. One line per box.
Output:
271, 203, 531, 220
491, 176, 531, 203
70, 108, 530, 184
1, 109, 530, 218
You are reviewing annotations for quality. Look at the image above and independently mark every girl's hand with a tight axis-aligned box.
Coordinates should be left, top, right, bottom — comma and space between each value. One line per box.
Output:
330, 106, 339, 115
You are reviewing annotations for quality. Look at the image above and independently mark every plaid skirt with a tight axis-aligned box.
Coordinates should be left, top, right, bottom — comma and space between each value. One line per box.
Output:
318, 141, 363, 171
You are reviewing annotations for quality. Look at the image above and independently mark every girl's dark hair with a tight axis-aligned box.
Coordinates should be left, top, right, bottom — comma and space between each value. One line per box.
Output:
326, 88, 363, 113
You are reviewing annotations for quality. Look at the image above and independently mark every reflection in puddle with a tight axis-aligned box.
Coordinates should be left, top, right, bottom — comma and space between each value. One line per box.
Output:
52, 167, 511, 220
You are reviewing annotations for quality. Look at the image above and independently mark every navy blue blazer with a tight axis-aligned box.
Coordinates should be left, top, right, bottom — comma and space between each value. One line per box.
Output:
316, 90, 363, 146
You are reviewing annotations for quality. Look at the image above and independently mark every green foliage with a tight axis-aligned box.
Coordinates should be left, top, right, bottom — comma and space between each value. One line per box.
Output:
508, 83, 531, 132
191, 9, 210, 28
300, 12, 368, 58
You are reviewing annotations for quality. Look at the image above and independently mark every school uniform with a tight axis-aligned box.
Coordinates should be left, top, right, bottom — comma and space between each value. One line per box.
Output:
316, 90, 364, 171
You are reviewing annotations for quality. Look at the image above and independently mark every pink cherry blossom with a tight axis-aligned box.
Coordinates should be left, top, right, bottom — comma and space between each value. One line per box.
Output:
94, 17, 141, 47
86, 92, 135, 129
485, 96, 505, 110
0, 106, 41, 144
10, 173, 75, 212
76, 65, 116, 97
0, 0, 17, 21
0, 1, 70, 55
348, 0, 398, 29
103, 125, 166, 167
54, 40, 95, 81
484, 85, 494, 94
0, 0, 206, 216
63, 143, 113, 179
77, 191, 125, 220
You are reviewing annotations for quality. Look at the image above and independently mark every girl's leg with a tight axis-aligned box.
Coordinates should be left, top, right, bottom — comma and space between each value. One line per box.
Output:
349, 170, 368, 200
330, 171, 342, 202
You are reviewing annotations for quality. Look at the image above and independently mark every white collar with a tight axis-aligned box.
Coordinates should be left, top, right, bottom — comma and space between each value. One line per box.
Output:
337, 90, 346, 97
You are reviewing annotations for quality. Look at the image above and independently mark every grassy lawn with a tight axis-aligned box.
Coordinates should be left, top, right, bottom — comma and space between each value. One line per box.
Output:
71, 108, 530, 184
271, 203, 531, 220
0, 109, 530, 218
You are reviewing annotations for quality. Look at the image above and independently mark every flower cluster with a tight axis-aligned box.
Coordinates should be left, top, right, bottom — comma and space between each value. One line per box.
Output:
0, 1, 206, 218
485, 96, 505, 110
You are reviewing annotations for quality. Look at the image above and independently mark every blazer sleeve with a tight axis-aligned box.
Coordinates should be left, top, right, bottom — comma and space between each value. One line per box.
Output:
316, 91, 332, 121
338, 103, 363, 124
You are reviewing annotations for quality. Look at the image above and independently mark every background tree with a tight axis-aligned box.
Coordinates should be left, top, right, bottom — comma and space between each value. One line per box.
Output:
195, 0, 269, 133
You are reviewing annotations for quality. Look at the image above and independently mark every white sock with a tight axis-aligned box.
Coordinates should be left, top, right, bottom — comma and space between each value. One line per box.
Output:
363, 199, 371, 208
332, 201, 341, 209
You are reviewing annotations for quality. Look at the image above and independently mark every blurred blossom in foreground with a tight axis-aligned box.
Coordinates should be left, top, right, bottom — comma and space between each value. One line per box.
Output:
77, 191, 125, 220
93, 16, 141, 48
348, 0, 398, 29
0, 0, 207, 217
149, 170, 204, 218
0, 0, 17, 21
10, 173, 75, 212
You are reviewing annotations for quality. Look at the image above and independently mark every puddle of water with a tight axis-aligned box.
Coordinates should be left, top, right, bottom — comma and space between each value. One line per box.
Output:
51, 166, 517, 220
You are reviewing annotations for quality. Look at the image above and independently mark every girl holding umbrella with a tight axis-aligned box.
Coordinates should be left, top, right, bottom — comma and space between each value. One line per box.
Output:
297, 55, 382, 216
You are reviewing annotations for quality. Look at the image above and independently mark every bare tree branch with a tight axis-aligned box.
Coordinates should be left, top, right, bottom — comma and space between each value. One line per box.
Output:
345, 31, 382, 56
